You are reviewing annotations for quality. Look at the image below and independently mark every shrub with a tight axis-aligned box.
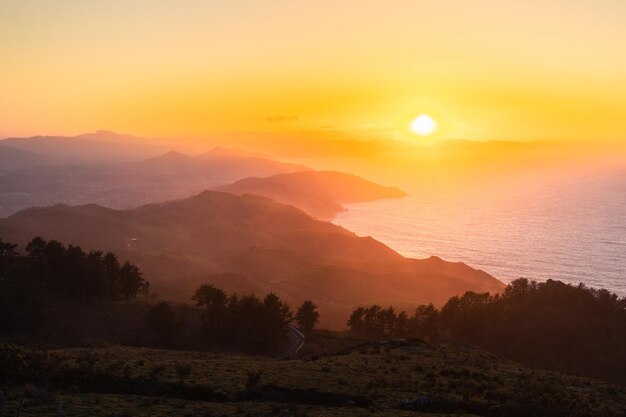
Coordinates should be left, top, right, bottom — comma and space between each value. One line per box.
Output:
245, 369, 264, 390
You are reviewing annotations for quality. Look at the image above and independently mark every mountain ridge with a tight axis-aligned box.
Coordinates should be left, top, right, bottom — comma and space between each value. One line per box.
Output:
0, 149, 309, 217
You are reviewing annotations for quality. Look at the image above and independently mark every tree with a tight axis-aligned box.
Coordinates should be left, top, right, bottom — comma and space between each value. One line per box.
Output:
262, 292, 293, 348
411, 304, 439, 341
86, 250, 105, 301
364, 305, 382, 338
191, 284, 296, 353
347, 307, 365, 335
346, 279, 626, 384
119, 261, 145, 299
1, 237, 148, 334
102, 252, 121, 298
233, 293, 265, 352
395, 311, 409, 337
0, 239, 18, 280
0, 239, 42, 333
192, 284, 228, 340
380, 306, 397, 338
296, 300, 319, 336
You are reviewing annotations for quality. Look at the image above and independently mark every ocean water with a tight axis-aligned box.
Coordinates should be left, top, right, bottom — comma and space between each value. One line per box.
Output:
334, 169, 626, 296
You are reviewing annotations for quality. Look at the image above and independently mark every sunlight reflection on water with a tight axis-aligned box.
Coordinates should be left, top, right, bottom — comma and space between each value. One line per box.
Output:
334, 170, 626, 296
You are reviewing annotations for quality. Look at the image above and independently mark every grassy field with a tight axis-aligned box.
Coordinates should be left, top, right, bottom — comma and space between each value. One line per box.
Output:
2, 338, 625, 417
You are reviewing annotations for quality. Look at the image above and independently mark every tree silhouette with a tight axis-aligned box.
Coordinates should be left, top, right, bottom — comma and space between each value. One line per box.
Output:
296, 300, 319, 336
0, 239, 18, 282
263, 292, 293, 347
2, 237, 146, 303
347, 278, 626, 384
119, 261, 144, 299
192, 284, 228, 340
191, 284, 295, 353
411, 304, 439, 341
0, 237, 148, 335
347, 307, 365, 335
395, 311, 409, 337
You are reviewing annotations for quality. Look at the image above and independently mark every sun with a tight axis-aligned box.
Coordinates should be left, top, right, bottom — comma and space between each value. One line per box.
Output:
410, 114, 437, 136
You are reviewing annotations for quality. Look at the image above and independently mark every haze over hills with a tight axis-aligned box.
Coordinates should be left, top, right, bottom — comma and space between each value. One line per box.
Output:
0, 145, 60, 170
0, 148, 309, 217
219, 170, 407, 218
5, 130, 621, 190
0, 191, 504, 328
0, 130, 168, 165
0, 134, 409, 219
202, 133, 626, 189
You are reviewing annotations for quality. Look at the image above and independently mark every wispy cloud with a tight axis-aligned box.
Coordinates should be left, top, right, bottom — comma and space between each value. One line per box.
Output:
266, 115, 299, 122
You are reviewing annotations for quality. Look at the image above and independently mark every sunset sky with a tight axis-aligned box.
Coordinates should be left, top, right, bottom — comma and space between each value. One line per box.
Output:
1, 0, 625, 144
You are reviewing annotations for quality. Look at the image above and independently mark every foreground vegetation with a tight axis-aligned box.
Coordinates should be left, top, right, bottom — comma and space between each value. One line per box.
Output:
2, 237, 625, 415
349, 278, 626, 384
0, 237, 146, 333
1, 340, 625, 417
1, 238, 320, 355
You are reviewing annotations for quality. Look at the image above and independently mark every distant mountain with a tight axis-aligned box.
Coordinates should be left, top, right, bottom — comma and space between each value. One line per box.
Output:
141, 150, 192, 166
193, 149, 311, 181
198, 146, 271, 159
0, 130, 166, 166
0, 191, 504, 328
0, 145, 59, 170
0, 148, 309, 217
219, 171, 407, 218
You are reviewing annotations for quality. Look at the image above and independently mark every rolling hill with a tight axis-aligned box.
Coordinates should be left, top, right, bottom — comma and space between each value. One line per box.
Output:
0, 145, 58, 170
0, 149, 309, 217
0, 130, 166, 165
0, 191, 504, 328
219, 170, 407, 218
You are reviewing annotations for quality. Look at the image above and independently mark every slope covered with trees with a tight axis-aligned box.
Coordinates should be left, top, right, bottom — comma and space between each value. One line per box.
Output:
192, 284, 293, 353
0, 191, 505, 329
348, 278, 626, 384
0, 237, 146, 334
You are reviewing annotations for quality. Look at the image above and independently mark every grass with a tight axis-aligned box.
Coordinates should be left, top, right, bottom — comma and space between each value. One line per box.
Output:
2, 337, 625, 416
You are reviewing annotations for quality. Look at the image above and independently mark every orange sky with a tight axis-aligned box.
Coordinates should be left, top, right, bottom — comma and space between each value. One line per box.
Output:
1, 1, 625, 144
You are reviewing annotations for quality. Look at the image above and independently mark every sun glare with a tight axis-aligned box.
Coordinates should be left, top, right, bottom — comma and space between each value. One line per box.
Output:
410, 114, 437, 136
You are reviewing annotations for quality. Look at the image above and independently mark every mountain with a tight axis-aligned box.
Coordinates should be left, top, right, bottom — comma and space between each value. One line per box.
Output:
0, 145, 59, 170
199, 146, 271, 159
0, 130, 166, 166
193, 149, 311, 181
219, 171, 407, 218
0, 149, 309, 217
0, 191, 504, 328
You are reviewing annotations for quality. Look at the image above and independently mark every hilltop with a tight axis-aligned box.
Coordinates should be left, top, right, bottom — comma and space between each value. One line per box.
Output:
219, 170, 406, 218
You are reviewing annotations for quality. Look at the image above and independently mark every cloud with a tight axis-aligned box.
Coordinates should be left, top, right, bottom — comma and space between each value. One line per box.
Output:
266, 115, 299, 122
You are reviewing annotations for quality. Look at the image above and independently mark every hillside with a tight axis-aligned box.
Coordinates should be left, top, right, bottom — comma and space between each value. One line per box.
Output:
219, 170, 407, 218
1, 341, 624, 417
0, 191, 503, 328
0, 130, 166, 165
0, 145, 58, 170
0, 149, 308, 217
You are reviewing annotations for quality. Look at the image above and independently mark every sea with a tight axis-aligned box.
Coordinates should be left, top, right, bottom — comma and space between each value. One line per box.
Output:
334, 169, 626, 296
